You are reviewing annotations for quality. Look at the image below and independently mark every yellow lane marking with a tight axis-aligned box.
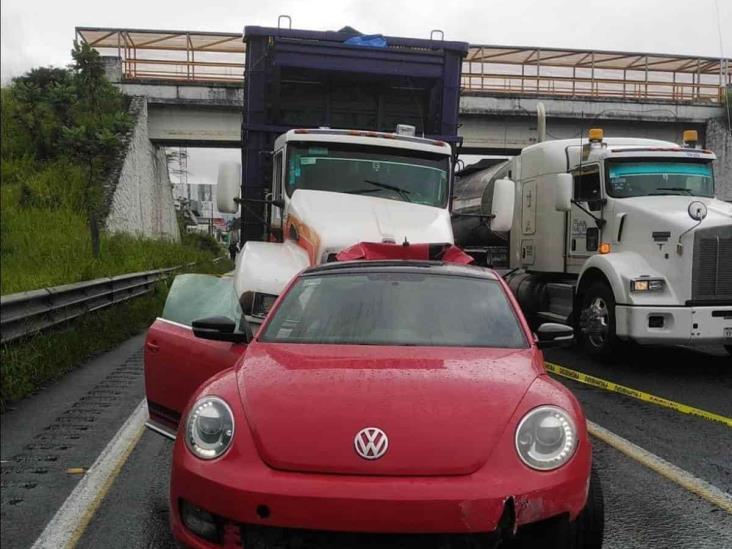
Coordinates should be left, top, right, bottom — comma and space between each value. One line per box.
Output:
588, 421, 732, 514
545, 362, 732, 429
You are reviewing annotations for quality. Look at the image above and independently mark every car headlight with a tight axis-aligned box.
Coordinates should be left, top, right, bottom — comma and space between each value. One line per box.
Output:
515, 405, 577, 470
630, 278, 665, 292
185, 397, 235, 460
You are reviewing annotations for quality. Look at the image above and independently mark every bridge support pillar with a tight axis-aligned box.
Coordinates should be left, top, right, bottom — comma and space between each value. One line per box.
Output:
706, 117, 731, 202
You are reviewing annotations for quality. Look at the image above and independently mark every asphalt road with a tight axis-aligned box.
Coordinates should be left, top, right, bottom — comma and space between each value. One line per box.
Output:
2, 335, 731, 548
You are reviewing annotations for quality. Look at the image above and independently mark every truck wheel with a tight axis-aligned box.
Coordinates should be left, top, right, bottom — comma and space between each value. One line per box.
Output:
568, 466, 605, 549
578, 282, 622, 358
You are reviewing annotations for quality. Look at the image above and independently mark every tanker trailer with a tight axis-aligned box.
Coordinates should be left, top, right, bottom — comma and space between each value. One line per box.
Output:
452, 159, 511, 267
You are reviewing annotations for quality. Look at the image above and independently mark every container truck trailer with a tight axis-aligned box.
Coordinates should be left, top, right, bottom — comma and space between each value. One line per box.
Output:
216, 24, 469, 321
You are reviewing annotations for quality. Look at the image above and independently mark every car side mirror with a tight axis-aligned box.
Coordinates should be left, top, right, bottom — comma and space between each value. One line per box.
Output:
555, 174, 573, 212
536, 323, 574, 349
192, 316, 250, 343
490, 178, 515, 232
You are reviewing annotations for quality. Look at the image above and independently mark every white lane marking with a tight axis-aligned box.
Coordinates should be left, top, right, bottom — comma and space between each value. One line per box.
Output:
31, 400, 147, 549
588, 420, 732, 514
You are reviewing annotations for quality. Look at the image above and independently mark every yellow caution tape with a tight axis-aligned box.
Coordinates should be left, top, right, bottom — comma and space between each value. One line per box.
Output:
544, 362, 732, 429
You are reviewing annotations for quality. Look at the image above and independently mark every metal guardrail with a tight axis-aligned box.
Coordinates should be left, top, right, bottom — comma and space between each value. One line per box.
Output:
0, 259, 226, 345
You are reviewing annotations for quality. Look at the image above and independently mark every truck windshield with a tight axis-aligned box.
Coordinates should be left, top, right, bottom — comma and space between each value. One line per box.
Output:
259, 272, 528, 348
606, 161, 714, 198
286, 142, 450, 208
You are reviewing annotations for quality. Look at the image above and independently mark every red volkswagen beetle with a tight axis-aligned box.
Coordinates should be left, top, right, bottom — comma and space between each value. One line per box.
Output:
144, 259, 603, 549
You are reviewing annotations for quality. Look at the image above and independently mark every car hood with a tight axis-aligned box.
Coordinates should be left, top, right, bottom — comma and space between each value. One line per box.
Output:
236, 343, 540, 476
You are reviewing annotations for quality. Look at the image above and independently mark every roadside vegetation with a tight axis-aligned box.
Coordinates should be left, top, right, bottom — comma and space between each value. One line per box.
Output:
1, 43, 226, 295
1, 45, 236, 406
0, 259, 232, 408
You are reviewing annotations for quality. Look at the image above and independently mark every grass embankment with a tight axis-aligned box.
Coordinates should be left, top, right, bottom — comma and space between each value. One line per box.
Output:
0, 258, 234, 409
0, 63, 236, 407
0, 163, 223, 295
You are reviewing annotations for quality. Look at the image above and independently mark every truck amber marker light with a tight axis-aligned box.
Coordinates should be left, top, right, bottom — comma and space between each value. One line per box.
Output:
598, 242, 611, 254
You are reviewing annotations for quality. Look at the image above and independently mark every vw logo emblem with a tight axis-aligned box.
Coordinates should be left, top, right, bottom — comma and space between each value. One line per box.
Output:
354, 427, 389, 460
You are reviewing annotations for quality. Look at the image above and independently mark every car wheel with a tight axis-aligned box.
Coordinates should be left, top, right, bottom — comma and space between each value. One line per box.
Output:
568, 465, 605, 549
510, 466, 604, 549
578, 282, 623, 359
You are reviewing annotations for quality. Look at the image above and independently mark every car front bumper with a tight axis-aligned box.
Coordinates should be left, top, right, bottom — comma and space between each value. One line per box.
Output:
615, 304, 732, 346
169, 437, 591, 548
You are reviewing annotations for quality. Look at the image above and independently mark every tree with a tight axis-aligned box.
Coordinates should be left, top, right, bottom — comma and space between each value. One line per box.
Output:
62, 41, 132, 258
8, 67, 75, 161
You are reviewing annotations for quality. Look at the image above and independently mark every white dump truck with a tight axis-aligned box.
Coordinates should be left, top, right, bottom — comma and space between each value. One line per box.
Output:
217, 127, 456, 322
462, 129, 731, 357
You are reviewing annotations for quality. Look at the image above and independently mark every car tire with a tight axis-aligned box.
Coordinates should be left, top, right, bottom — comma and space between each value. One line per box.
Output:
578, 281, 624, 359
568, 465, 605, 549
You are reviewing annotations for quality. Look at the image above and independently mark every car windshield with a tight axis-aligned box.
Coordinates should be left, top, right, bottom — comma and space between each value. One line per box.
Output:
259, 271, 528, 348
286, 142, 450, 208
606, 161, 714, 198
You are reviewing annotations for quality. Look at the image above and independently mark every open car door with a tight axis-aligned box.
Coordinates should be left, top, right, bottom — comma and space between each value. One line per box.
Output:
144, 274, 249, 438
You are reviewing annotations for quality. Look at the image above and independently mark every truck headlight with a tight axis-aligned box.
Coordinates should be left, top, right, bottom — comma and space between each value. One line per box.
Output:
630, 278, 665, 292
185, 397, 234, 460
515, 406, 577, 470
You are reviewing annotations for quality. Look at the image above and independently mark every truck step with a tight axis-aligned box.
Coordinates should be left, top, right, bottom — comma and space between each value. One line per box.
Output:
545, 282, 575, 318
536, 311, 570, 324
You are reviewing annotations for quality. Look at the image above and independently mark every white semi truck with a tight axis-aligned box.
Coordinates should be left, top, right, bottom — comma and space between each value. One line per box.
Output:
217, 127, 456, 322
464, 128, 732, 357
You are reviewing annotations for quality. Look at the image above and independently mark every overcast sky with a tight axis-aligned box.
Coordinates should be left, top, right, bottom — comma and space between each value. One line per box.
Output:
2, 0, 729, 183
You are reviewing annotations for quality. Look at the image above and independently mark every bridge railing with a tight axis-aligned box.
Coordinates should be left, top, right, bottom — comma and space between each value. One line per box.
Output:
76, 27, 731, 105
461, 71, 726, 103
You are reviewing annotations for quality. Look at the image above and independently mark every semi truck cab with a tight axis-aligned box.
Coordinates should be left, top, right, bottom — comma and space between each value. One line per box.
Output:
491, 130, 731, 357
217, 128, 455, 322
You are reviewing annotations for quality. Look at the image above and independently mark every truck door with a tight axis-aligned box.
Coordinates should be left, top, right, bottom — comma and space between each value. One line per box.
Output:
269, 151, 284, 240
144, 274, 249, 437
566, 164, 603, 273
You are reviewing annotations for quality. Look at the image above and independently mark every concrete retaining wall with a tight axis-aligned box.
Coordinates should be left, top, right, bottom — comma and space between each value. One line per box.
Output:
105, 97, 180, 241
706, 118, 731, 202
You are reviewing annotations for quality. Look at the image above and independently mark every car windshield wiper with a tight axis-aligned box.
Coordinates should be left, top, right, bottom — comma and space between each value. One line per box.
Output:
363, 179, 412, 202
655, 187, 693, 195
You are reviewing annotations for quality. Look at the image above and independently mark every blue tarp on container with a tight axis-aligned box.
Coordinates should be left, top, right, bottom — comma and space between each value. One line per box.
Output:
344, 35, 388, 48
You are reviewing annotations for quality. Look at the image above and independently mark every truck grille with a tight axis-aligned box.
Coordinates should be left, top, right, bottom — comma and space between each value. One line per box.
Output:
692, 225, 732, 304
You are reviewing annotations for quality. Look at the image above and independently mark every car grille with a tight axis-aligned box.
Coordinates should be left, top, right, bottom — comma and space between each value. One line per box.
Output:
692, 225, 732, 304
241, 525, 500, 549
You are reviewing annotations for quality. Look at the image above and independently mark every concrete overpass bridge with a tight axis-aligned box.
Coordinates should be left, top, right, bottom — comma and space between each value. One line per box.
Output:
77, 27, 731, 196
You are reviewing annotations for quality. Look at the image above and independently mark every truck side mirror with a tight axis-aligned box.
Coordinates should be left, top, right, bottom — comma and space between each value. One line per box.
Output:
216, 162, 241, 214
555, 174, 573, 212
490, 178, 515, 233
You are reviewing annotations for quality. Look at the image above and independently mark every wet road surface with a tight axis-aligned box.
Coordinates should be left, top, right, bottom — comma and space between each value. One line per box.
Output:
2, 336, 730, 548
